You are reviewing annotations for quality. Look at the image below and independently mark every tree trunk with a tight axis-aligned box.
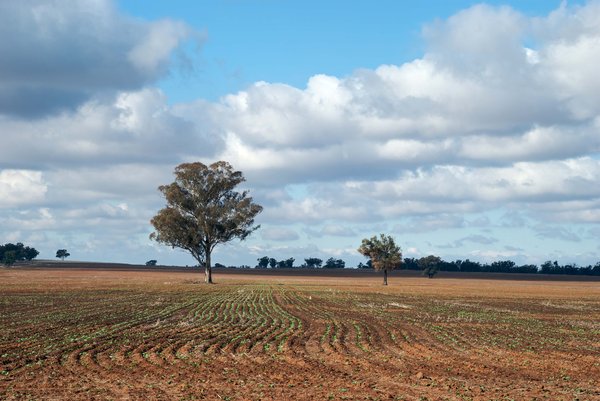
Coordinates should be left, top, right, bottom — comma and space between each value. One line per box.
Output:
204, 251, 213, 284
383, 269, 388, 286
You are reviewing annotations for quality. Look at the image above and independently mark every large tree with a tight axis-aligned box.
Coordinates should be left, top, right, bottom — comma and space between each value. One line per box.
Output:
150, 161, 262, 284
357, 234, 402, 285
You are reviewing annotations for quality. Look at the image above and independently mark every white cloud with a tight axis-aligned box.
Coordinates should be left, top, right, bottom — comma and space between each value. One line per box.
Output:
534, 225, 581, 242
261, 227, 300, 242
304, 225, 357, 238
0, 170, 47, 208
0, 88, 210, 170
128, 20, 192, 73
2, 1, 600, 266
364, 158, 600, 205
0, 0, 198, 117
319, 225, 357, 237
0, 208, 55, 231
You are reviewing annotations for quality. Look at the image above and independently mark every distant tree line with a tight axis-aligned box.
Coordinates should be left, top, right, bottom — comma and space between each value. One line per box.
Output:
402, 257, 600, 276
209, 255, 600, 276
1, 243, 39, 266
254, 256, 345, 269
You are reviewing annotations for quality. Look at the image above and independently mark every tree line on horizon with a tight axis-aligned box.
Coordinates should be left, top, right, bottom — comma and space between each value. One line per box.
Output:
253, 256, 346, 269
401, 257, 600, 276
3, 242, 600, 278
210, 255, 600, 277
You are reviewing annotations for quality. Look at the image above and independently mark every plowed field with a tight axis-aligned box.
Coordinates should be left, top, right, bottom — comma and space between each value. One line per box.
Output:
1, 267, 599, 400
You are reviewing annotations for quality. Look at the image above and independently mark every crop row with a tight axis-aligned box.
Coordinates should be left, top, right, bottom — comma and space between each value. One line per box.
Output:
2, 280, 600, 400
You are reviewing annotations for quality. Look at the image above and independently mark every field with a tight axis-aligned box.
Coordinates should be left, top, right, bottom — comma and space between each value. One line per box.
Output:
1, 267, 599, 400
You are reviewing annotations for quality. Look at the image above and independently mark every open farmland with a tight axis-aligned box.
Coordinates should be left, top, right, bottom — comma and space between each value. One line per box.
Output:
1, 267, 599, 400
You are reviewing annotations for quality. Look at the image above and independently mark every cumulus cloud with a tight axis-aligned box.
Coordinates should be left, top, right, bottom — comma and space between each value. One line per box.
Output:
304, 224, 357, 238
257, 157, 600, 225
179, 2, 600, 187
2, 1, 600, 266
0, 0, 197, 118
0, 170, 47, 208
260, 227, 300, 242
534, 225, 581, 242
0, 88, 214, 172
440, 234, 499, 249
393, 215, 466, 234
533, 2, 600, 119
0, 0, 204, 262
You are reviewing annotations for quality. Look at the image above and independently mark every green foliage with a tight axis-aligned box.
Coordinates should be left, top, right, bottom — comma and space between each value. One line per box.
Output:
257, 256, 295, 268
56, 249, 70, 260
276, 258, 295, 268
357, 234, 402, 285
0, 243, 39, 266
150, 161, 263, 283
323, 257, 345, 269
303, 257, 323, 268
2, 251, 17, 267
145, 260, 157, 266
403, 257, 544, 274
418, 255, 441, 278
256, 256, 270, 268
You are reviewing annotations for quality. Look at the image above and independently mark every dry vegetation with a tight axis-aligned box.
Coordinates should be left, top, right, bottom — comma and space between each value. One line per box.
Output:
1, 267, 599, 400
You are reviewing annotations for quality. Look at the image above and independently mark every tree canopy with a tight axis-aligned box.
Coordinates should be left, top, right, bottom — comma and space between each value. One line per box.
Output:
256, 256, 270, 269
418, 255, 441, 278
357, 234, 402, 285
56, 249, 70, 261
323, 257, 345, 269
303, 257, 323, 268
150, 161, 262, 283
1, 243, 39, 266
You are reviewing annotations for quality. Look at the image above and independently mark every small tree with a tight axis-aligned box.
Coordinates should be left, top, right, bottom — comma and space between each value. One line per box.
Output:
150, 161, 263, 284
56, 249, 70, 261
145, 259, 157, 266
268, 258, 277, 269
357, 234, 402, 285
418, 255, 441, 278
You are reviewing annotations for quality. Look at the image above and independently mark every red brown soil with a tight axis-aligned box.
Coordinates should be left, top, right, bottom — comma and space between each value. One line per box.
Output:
1, 265, 599, 400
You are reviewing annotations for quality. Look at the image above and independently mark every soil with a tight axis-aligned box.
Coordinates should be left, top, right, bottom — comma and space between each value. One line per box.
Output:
1, 265, 599, 400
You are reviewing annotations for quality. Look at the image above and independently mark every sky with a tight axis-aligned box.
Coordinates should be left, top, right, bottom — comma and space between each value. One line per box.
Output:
1, 0, 599, 267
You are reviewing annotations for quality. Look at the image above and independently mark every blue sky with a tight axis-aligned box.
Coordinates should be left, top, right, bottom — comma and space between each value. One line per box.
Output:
120, 0, 575, 102
1, 0, 599, 267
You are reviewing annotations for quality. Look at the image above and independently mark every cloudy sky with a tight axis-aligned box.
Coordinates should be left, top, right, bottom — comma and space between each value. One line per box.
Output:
1, 0, 599, 267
